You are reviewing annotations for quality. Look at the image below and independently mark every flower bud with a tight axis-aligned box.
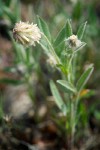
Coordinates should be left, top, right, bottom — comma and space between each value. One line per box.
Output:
13, 21, 41, 46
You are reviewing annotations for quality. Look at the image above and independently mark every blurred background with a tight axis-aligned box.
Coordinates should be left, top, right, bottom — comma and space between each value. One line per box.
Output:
0, 0, 100, 150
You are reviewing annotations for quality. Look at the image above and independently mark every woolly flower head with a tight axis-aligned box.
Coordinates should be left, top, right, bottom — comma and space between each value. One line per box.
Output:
65, 35, 82, 49
13, 21, 41, 46
47, 55, 57, 67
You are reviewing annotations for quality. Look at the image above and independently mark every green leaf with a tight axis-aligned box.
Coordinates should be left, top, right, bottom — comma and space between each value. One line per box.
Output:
53, 25, 66, 47
37, 16, 51, 41
74, 42, 86, 53
53, 19, 73, 47
14, 0, 21, 22
55, 41, 65, 56
3, 0, 20, 23
39, 41, 49, 54
57, 80, 76, 93
66, 19, 73, 37
76, 64, 94, 92
77, 22, 87, 40
3, 6, 16, 23
50, 80, 67, 115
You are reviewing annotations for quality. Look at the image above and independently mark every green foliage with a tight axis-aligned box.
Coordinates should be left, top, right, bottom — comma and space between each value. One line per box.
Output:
50, 80, 67, 115
76, 64, 94, 92
0, 0, 20, 23
42, 18, 94, 147
0, 0, 99, 148
74, 42, 86, 53
66, 19, 73, 37
57, 80, 76, 93
53, 24, 66, 47
77, 22, 87, 40
37, 16, 51, 41
53, 19, 73, 48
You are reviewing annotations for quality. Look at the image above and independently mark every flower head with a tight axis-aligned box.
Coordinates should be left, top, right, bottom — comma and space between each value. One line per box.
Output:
47, 55, 57, 67
13, 21, 41, 46
65, 35, 82, 49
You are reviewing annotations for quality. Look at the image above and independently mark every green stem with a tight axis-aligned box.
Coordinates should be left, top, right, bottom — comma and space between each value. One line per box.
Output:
73, 53, 77, 83
75, 92, 80, 120
68, 53, 74, 83
67, 53, 76, 149
70, 102, 75, 150
24, 73, 35, 103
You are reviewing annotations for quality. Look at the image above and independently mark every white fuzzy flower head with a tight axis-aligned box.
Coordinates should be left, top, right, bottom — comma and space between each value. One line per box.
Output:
13, 21, 41, 46
65, 35, 82, 49
47, 55, 57, 67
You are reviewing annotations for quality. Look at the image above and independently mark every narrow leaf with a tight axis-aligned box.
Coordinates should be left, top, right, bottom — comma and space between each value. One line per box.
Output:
54, 25, 66, 47
54, 19, 73, 47
37, 16, 51, 41
50, 80, 67, 115
77, 22, 87, 40
57, 80, 76, 93
3, 6, 15, 23
14, 0, 21, 22
74, 42, 86, 53
76, 64, 94, 92
39, 41, 50, 56
66, 19, 73, 37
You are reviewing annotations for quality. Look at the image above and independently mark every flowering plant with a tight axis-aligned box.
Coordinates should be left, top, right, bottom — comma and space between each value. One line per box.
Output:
37, 18, 94, 149
13, 18, 94, 149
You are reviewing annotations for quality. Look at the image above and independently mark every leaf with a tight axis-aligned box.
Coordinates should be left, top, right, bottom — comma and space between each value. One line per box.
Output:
57, 80, 76, 93
55, 41, 65, 56
54, 19, 73, 47
3, 6, 15, 23
14, 0, 21, 22
53, 25, 66, 47
76, 64, 94, 92
3, 0, 20, 23
66, 19, 73, 37
37, 16, 51, 41
74, 42, 86, 53
39, 41, 49, 54
77, 22, 87, 40
50, 80, 67, 115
